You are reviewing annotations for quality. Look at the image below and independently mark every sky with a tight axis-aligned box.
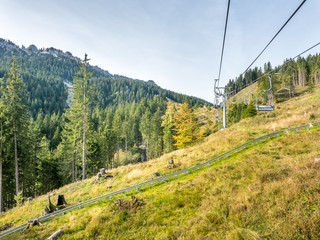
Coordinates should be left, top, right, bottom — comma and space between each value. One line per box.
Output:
0, 0, 320, 103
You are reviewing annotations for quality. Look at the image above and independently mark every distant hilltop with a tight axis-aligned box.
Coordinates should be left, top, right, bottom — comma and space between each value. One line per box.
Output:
0, 38, 80, 61
0, 38, 149, 83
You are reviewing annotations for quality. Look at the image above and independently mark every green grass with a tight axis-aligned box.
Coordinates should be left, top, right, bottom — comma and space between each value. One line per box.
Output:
4, 128, 320, 239
1, 87, 320, 239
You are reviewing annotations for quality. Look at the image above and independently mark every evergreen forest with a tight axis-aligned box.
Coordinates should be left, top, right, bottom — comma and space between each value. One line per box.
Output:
0, 39, 211, 211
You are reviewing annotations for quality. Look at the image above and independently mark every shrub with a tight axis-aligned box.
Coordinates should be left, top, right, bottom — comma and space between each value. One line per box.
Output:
309, 113, 316, 120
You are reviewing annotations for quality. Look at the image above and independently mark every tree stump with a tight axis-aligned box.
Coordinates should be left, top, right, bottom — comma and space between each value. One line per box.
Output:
167, 159, 175, 169
92, 172, 102, 184
115, 199, 129, 210
151, 172, 161, 179
114, 196, 141, 211
100, 168, 106, 175
47, 229, 63, 240
131, 196, 140, 209
24, 218, 43, 231
57, 195, 68, 207
0, 223, 13, 232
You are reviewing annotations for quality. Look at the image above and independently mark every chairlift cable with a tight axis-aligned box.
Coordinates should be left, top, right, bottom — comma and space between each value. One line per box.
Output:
242, 0, 307, 76
217, 0, 231, 82
228, 40, 319, 97
292, 41, 320, 59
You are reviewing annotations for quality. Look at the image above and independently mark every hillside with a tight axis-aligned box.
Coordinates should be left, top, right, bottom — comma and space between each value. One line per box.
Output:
0, 85, 319, 239
0, 38, 213, 210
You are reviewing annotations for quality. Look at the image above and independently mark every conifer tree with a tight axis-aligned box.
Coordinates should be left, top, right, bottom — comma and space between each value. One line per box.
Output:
161, 101, 176, 153
112, 108, 123, 166
101, 125, 117, 169
3, 57, 28, 196
72, 54, 93, 180
140, 109, 151, 161
29, 116, 42, 197
149, 107, 163, 158
37, 136, 53, 194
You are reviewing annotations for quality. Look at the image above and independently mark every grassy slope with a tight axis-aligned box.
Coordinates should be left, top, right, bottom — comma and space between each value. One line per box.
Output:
1, 87, 320, 239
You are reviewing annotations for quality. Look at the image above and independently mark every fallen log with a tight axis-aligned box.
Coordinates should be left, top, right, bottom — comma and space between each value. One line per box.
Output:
47, 229, 63, 240
0, 223, 13, 232
104, 174, 113, 180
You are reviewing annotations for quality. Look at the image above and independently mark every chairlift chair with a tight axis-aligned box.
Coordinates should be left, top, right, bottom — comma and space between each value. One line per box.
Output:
229, 98, 237, 105
256, 75, 274, 111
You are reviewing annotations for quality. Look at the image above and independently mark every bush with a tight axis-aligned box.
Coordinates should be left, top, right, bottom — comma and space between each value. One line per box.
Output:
14, 191, 24, 206
243, 104, 257, 118
310, 113, 316, 120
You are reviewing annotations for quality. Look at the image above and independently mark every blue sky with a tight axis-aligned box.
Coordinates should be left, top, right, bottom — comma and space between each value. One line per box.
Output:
0, 0, 319, 102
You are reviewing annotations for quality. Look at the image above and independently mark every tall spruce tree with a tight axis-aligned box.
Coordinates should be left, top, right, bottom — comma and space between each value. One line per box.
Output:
69, 54, 93, 180
161, 101, 176, 153
3, 57, 28, 196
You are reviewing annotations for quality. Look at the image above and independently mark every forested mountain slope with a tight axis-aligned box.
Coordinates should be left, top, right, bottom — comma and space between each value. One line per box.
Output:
0, 38, 212, 211
1, 84, 319, 239
0, 38, 207, 117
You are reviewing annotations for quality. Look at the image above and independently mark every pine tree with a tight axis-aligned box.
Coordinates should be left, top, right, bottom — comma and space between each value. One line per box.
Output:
37, 136, 52, 194
72, 54, 93, 180
2, 57, 28, 196
101, 125, 117, 169
140, 109, 151, 161
149, 107, 163, 158
29, 116, 42, 197
112, 108, 123, 167
161, 101, 176, 153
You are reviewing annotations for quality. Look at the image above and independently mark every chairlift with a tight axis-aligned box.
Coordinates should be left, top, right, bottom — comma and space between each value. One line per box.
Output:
256, 75, 274, 111
229, 98, 237, 105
